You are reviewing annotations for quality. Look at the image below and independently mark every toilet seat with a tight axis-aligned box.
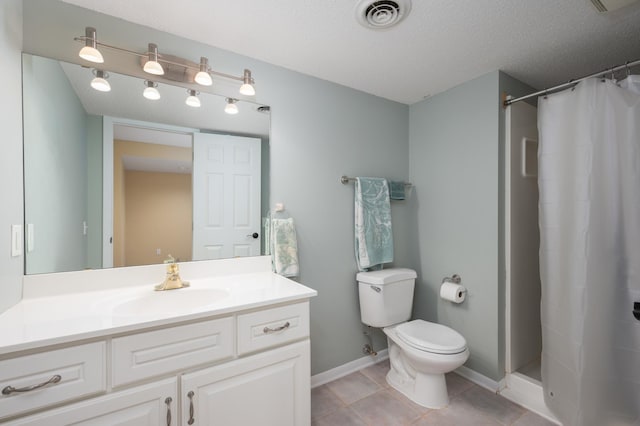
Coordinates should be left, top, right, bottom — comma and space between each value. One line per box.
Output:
395, 319, 467, 355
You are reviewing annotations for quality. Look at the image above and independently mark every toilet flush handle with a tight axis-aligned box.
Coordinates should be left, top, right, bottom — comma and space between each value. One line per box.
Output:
371, 285, 381, 293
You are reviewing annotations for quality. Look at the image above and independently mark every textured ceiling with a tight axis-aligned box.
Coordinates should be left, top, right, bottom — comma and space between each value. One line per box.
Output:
62, 0, 640, 104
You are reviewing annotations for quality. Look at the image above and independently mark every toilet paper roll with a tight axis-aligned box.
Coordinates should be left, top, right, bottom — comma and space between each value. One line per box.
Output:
440, 282, 466, 303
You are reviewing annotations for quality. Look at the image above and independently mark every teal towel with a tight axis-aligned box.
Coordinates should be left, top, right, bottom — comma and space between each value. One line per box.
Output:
389, 181, 406, 200
355, 177, 394, 271
271, 217, 300, 277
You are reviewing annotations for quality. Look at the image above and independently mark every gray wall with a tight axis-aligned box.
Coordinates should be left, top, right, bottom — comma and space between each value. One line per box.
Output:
408, 71, 535, 381
23, 54, 89, 274
409, 72, 502, 380
13, 0, 411, 375
0, 0, 23, 313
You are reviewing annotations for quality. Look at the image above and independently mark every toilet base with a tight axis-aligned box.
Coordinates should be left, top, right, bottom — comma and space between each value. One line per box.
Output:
386, 367, 449, 409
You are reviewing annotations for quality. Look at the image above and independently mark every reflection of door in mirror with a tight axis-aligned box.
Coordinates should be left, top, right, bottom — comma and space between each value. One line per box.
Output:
104, 121, 262, 267
193, 133, 262, 259
111, 124, 194, 267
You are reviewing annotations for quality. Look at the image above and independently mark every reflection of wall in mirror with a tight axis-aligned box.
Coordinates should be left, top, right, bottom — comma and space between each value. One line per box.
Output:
113, 140, 192, 267
124, 171, 192, 266
22, 54, 90, 274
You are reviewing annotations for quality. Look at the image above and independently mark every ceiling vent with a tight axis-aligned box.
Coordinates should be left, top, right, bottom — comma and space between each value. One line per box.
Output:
355, 0, 411, 29
589, 0, 639, 12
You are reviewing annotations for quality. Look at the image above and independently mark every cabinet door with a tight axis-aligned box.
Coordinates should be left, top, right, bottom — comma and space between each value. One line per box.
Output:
182, 340, 310, 426
6, 378, 177, 426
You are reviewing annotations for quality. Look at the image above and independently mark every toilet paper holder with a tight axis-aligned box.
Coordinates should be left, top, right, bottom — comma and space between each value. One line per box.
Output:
442, 274, 462, 285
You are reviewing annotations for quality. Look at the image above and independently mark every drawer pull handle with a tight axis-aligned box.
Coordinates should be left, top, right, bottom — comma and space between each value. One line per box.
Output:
165, 396, 172, 426
187, 390, 195, 425
263, 321, 290, 334
2, 374, 62, 395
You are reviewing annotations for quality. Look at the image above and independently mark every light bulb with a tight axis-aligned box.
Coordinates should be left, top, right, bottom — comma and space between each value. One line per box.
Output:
239, 83, 255, 96
90, 70, 110, 92
185, 90, 201, 107
194, 57, 213, 86
143, 81, 160, 100
143, 43, 164, 75
225, 98, 239, 115
239, 69, 255, 96
79, 27, 104, 63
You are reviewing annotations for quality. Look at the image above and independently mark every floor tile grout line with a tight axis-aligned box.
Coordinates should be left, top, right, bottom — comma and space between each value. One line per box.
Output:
324, 371, 382, 407
507, 410, 528, 425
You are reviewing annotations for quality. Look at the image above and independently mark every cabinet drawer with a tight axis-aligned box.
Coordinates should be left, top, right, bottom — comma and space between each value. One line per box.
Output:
0, 342, 106, 420
5, 378, 177, 426
237, 302, 309, 355
112, 317, 234, 387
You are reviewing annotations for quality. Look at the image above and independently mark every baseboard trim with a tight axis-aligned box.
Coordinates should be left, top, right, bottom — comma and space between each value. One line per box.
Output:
311, 349, 389, 388
454, 365, 505, 392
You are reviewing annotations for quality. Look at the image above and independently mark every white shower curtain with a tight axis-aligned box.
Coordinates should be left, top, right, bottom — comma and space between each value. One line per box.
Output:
538, 75, 640, 426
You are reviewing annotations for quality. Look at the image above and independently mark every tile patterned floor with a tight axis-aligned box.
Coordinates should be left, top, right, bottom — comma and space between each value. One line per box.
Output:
311, 360, 555, 426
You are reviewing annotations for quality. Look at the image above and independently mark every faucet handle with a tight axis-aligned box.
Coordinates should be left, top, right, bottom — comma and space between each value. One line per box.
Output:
163, 254, 175, 264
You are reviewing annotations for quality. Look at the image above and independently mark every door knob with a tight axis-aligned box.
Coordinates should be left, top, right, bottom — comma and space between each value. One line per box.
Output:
247, 232, 259, 239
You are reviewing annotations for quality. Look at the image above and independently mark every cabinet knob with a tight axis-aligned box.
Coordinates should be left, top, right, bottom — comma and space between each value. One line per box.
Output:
247, 232, 259, 239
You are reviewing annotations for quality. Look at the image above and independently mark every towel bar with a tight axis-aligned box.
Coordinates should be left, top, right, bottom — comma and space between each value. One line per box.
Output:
340, 175, 413, 187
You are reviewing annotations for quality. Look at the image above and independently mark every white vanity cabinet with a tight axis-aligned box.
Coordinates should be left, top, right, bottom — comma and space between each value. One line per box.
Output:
0, 300, 312, 425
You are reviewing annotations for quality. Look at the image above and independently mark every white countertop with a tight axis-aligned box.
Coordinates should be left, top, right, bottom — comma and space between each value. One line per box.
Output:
0, 261, 316, 356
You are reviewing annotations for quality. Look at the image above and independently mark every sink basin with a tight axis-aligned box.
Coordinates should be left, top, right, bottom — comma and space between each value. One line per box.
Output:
111, 288, 229, 317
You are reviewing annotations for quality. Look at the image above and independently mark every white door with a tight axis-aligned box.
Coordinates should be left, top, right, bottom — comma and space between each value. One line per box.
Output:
192, 133, 261, 260
505, 101, 542, 375
181, 341, 310, 426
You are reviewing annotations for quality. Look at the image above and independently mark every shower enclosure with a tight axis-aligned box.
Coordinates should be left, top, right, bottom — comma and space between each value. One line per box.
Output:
505, 74, 640, 426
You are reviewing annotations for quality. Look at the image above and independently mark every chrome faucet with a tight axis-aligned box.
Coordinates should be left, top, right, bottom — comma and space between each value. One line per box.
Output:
154, 255, 190, 291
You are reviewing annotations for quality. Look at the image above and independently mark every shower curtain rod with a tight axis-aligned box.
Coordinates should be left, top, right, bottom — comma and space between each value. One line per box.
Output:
504, 57, 640, 107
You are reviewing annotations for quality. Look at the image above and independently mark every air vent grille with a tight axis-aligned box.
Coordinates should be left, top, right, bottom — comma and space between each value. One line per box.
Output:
355, 0, 411, 29
590, 0, 639, 12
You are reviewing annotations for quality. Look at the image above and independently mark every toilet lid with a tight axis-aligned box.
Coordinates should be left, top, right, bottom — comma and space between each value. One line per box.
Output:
395, 320, 467, 354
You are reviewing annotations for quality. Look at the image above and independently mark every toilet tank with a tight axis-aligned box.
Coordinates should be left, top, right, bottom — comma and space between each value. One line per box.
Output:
357, 268, 417, 327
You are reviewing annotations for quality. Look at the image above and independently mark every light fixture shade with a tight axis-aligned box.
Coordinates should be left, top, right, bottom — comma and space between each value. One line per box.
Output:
79, 27, 104, 63
239, 69, 255, 96
195, 57, 213, 86
185, 89, 201, 107
91, 70, 111, 92
143, 81, 160, 100
143, 43, 164, 75
225, 98, 239, 115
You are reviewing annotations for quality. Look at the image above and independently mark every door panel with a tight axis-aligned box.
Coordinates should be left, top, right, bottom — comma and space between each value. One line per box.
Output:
193, 133, 261, 260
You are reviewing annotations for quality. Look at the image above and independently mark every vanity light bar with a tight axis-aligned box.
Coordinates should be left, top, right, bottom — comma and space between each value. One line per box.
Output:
74, 27, 256, 96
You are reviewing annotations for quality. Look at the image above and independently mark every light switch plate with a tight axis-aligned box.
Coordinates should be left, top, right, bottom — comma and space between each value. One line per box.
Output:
11, 225, 22, 257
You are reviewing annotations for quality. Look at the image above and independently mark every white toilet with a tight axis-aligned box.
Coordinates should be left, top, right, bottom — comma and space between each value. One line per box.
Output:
357, 268, 469, 408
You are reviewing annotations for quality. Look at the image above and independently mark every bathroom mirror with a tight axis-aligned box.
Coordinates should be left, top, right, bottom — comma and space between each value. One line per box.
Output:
22, 53, 270, 275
